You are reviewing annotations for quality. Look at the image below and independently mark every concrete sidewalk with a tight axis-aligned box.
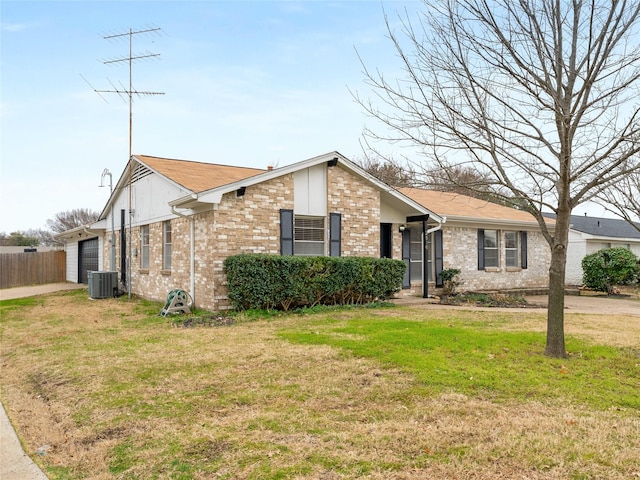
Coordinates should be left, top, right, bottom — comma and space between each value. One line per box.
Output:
1, 403, 49, 479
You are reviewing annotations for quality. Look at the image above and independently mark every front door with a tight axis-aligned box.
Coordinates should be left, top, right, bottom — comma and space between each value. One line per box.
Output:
380, 223, 392, 258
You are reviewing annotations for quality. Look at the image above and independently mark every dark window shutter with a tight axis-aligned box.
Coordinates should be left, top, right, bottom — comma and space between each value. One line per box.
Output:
477, 229, 485, 270
434, 229, 444, 287
280, 209, 294, 255
330, 213, 341, 257
402, 229, 411, 288
520, 231, 528, 269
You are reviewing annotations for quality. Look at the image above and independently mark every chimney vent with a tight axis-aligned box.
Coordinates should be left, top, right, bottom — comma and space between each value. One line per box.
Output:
267, 165, 274, 171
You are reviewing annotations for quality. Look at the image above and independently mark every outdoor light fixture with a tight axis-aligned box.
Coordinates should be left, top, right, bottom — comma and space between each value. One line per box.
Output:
399, 225, 406, 232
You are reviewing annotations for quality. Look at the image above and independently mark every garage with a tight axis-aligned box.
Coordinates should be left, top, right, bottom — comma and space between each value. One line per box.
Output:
78, 237, 99, 284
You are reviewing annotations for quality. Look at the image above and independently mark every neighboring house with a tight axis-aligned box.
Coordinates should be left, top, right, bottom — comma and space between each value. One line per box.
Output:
543, 213, 640, 285
59, 152, 552, 310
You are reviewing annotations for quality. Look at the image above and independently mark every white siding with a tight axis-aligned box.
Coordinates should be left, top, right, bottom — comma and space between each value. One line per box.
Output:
566, 230, 588, 285
107, 173, 193, 229
98, 236, 104, 271
294, 164, 327, 216
380, 202, 407, 224
66, 241, 79, 283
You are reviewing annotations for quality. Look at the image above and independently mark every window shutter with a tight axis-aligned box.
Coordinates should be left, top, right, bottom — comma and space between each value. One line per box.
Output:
280, 209, 294, 255
520, 231, 528, 269
330, 212, 341, 257
434, 229, 444, 287
477, 229, 485, 270
402, 229, 411, 288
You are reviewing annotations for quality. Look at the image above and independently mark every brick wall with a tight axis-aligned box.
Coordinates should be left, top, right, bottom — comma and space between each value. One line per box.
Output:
131, 218, 192, 304
207, 174, 294, 310
442, 226, 549, 291
327, 166, 380, 257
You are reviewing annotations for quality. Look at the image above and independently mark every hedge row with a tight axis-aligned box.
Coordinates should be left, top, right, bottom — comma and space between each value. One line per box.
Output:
223, 254, 406, 311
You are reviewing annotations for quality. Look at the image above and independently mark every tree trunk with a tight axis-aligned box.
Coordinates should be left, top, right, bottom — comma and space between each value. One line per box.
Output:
545, 211, 570, 358
546, 246, 567, 357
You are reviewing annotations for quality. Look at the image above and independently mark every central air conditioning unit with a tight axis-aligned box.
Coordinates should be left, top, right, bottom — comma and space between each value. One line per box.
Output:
88, 271, 118, 299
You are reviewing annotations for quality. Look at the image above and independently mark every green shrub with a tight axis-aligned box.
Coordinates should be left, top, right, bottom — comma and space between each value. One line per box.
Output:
440, 268, 461, 296
223, 254, 406, 311
581, 247, 639, 294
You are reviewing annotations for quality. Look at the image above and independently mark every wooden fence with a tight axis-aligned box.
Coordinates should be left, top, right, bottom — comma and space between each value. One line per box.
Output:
0, 251, 66, 289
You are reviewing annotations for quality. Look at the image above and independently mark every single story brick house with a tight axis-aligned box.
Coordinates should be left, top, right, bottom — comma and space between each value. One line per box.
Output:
543, 213, 640, 285
57, 152, 552, 310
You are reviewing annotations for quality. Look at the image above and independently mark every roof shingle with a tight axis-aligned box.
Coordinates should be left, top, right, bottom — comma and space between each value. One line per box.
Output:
399, 188, 539, 223
542, 213, 640, 239
136, 155, 266, 193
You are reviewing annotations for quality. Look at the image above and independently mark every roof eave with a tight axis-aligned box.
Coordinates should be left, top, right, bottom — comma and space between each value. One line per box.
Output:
53, 222, 105, 240
169, 151, 442, 221
444, 215, 552, 229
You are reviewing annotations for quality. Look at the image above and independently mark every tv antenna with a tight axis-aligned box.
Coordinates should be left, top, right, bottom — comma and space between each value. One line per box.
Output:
83, 26, 164, 298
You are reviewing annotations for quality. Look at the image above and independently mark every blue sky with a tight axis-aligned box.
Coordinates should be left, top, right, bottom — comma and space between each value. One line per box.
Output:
1, 0, 422, 233
1, 0, 617, 234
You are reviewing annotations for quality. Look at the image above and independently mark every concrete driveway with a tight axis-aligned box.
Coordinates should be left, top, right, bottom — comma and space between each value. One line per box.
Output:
524, 294, 639, 315
394, 293, 639, 316
0, 282, 85, 301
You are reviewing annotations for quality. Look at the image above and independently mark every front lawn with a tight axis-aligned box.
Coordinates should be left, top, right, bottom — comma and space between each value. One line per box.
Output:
0, 289, 638, 479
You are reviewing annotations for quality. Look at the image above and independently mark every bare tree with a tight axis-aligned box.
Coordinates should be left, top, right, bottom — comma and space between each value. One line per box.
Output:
356, 155, 418, 187
356, 0, 640, 357
420, 163, 519, 203
46, 208, 99, 234
25, 228, 59, 246
597, 169, 640, 232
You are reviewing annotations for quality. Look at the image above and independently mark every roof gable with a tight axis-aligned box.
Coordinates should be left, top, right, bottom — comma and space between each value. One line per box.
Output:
168, 151, 443, 222
400, 188, 539, 224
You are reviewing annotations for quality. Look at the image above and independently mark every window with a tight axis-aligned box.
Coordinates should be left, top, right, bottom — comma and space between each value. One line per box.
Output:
294, 216, 325, 256
505, 231, 518, 267
162, 221, 172, 270
483, 230, 499, 268
479, 230, 528, 270
140, 225, 149, 269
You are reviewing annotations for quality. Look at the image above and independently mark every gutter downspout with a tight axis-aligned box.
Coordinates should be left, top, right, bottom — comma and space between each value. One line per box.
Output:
424, 217, 447, 298
171, 205, 195, 305
426, 217, 446, 235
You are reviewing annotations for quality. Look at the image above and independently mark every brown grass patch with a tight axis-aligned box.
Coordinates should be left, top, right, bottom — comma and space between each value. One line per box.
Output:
1, 291, 639, 479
